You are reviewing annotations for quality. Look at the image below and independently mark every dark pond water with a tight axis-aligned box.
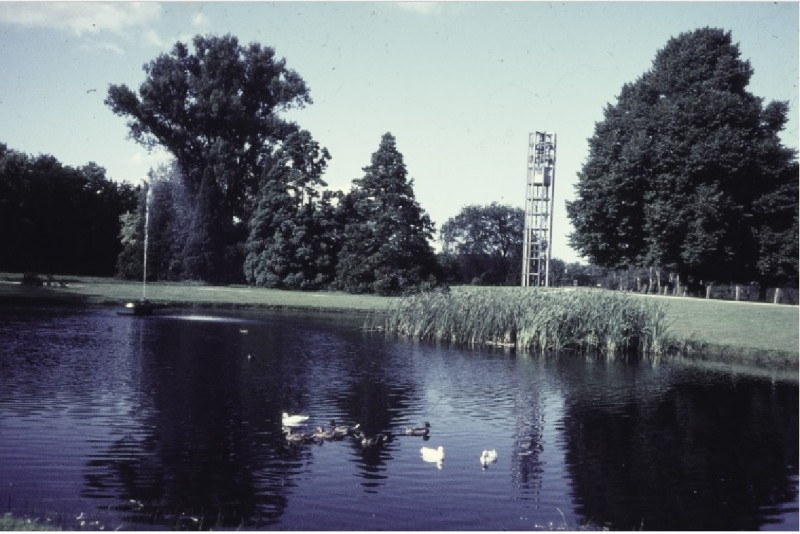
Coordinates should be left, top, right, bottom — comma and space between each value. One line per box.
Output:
0, 305, 797, 531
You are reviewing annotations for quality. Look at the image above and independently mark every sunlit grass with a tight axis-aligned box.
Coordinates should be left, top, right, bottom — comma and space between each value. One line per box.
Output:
0, 272, 394, 312
637, 293, 799, 355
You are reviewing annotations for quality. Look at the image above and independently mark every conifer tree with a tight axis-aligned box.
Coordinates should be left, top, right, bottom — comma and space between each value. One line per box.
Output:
244, 131, 336, 288
335, 133, 439, 295
183, 168, 226, 283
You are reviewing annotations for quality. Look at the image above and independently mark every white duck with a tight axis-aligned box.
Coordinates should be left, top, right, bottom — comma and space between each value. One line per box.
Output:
420, 445, 444, 469
480, 449, 498, 468
420, 445, 445, 462
282, 412, 310, 427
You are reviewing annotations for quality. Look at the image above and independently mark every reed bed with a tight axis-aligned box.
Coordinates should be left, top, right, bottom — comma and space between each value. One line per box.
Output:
382, 287, 671, 356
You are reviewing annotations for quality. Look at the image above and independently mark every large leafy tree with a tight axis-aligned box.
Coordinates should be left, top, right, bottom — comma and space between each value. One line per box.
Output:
335, 133, 439, 295
440, 202, 524, 285
566, 27, 798, 286
752, 179, 799, 287
106, 34, 313, 280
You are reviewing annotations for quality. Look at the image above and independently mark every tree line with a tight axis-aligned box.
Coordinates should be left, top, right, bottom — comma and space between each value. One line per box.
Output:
2, 28, 796, 293
0, 144, 138, 276
116, 131, 440, 294
106, 34, 438, 295
436, 203, 691, 292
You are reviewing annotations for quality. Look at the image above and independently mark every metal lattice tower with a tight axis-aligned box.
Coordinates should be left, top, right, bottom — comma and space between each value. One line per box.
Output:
521, 131, 556, 287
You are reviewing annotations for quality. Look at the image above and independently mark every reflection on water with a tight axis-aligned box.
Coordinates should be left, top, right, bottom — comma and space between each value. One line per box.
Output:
562, 361, 799, 530
0, 306, 796, 530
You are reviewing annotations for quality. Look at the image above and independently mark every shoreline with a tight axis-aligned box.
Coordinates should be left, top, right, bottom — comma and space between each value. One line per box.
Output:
1, 279, 797, 377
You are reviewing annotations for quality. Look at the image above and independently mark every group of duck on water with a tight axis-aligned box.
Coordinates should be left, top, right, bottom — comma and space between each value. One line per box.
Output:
281, 412, 498, 469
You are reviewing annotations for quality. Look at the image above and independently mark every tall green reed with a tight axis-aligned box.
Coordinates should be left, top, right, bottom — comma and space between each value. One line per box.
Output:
382, 287, 672, 356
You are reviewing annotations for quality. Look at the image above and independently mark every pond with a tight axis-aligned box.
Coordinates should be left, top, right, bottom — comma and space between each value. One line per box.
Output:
0, 305, 797, 530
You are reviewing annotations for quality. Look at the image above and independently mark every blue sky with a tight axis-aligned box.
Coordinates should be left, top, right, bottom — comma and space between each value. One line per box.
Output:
0, 1, 797, 263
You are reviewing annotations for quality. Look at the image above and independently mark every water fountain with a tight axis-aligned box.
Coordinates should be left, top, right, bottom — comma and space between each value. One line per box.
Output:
121, 186, 154, 316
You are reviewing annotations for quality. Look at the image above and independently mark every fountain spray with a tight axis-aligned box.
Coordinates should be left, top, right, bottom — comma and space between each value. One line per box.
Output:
142, 185, 152, 301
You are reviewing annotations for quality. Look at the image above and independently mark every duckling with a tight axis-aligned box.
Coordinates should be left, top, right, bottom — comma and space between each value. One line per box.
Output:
358, 432, 391, 448
312, 426, 336, 440
284, 426, 312, 444
403, 421, 431, 436
330, 420, 360, 438
480, 449, 498, 468
282, 412, 310, 427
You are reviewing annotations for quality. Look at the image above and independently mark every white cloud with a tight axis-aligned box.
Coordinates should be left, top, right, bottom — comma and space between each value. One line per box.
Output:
79, 37, 125, 55
191, 10, 209, 28
0, 2, 161, 36
394, 2, 442, 15
143, 28, 164, 48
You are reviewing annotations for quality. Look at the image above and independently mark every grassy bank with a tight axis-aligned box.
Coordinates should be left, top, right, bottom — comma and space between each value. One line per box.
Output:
464, 287, 796, 361
633, 292, 799, 367
0, 274, 393, 314
1, 274, 796, 366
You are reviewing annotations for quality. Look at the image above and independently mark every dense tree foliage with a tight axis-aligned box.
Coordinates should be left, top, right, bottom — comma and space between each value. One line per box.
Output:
105, 34, 448, 292
115, 187, 147, 280
182, 168, 228, 283
566, 27, 798, 286
106, 34, 314, 281
440, 202, 524, 285
243, 130, 339, 289
335, 133, 439, 295
0, 143, 138, 276
751, 172, 799, 287
116, 163, 193, 281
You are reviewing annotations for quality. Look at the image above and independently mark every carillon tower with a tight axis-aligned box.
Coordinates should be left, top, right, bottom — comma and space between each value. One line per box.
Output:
521, 131, 556, 287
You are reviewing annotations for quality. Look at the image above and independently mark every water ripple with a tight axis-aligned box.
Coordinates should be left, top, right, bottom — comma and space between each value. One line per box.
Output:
0, 306, 796, 530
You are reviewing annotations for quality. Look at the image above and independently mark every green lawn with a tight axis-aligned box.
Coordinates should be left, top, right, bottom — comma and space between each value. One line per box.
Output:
636, 293, 799, 355
0, 274, 395, 313
70, 281, 394, 312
